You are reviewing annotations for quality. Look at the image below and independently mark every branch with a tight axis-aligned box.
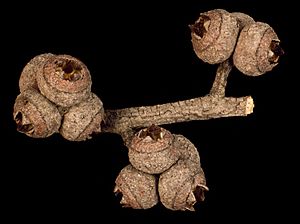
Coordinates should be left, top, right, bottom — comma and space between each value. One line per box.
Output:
209, 59, 232, 97
103, 96, 254, 135
102, 60, 254, 140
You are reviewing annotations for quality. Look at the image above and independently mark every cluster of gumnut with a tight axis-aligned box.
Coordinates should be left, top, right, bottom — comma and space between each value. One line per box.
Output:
114, 124, 208, 211
190, 9, 283, 76
13, 8, 283, 211
13, 54, 104, 141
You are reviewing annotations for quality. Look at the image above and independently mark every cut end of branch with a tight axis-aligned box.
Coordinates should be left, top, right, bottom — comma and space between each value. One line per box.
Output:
245, 96, 254, 115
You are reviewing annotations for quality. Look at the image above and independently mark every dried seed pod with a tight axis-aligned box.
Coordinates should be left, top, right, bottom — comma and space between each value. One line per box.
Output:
60, 93, 104, 141
13, 88, 61, 138
158, 160, 208, 211
114, 164, 158, 209
190, 9, 239, 64
173, 135, 201, 173
19, 53, 54, 92
128, 125, 180, 174
231, 12, 254, 29
233, 22, 284, 76
36, 54, 92, 107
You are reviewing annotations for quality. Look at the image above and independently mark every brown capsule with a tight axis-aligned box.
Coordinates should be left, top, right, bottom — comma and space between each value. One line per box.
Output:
233, 22, 284, 76
173, 135, 202, 173
231, 12, 254, 29
158, 160, 208, 211
190, 9, 239, 64
60, 93, 104, 141
19, 53, 55, 92
114, 164, 158, 209
36, 54, 92, 107
128, 125, 180, 174
13, 88, 62, 138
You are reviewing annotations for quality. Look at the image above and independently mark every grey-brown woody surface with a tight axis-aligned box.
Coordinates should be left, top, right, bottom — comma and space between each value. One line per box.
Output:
102, 59, 254, 141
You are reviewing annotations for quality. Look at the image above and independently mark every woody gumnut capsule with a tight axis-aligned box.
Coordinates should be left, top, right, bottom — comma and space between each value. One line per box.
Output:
231, 12, 254, 29
128, 125, 180, 174
190, 9, 239, 64
19, 53, 54, 92
158, 160, 208, 211
114, 165, 158, 209
36, 54, 92, 107
158, 135, 209, 211
13, 88, 62, 138
233, 22, 284, 76
60, 93, 104, 141
173, 134, 203, 173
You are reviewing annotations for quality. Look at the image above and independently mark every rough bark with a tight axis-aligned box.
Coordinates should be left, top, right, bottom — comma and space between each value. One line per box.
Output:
209, 59, 232, 97
101, 59, 254, 141
103, 96, 253, 135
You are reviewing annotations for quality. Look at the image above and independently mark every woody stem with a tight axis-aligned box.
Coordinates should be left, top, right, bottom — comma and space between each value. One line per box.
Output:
102, 60, 254, 141
209, 59, 232, 97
